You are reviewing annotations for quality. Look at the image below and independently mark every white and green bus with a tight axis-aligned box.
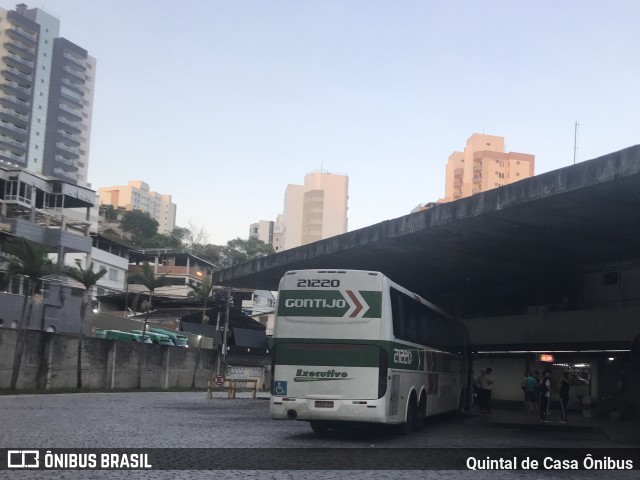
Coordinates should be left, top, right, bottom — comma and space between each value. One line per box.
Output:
270, 270, 472, 433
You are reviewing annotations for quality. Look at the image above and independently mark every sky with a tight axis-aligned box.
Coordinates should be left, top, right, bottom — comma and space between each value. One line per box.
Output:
4, 0, 640, 245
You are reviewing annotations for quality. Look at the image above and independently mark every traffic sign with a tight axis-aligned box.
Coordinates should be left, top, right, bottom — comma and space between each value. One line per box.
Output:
214, 375, 224, 386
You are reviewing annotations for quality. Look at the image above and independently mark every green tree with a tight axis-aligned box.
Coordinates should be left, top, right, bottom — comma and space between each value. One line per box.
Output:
100, 204, 119, 222
188, 276, 214, 324
197, 243, 222, 265
187, 276, 214, 388
221, 237, 275, 267
65, 259, 107, 389
5, 239, 56, 390
120, 210, 159, 246
128, 262, 171, 339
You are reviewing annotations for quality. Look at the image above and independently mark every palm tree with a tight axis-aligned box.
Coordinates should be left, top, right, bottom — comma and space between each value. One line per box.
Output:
188, 276, 214, 388
65, 259, 107, 389
5, 238, 56, 390
128, 261, 171, 339
188, 276, 214, 324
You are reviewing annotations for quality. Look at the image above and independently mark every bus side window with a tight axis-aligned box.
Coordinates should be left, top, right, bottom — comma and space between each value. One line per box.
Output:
391, 289, 405, 339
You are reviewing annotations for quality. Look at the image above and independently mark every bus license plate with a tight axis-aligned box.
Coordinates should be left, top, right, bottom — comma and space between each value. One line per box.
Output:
314, 401, 334, 408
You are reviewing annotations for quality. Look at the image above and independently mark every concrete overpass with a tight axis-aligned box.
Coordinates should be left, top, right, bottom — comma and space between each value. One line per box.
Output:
215, 144, 640, 319
215, 147, 640, 406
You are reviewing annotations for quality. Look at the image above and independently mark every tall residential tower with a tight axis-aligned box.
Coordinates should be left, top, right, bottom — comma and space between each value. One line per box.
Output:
0, 4, 95, 186
281, 171, 348, 250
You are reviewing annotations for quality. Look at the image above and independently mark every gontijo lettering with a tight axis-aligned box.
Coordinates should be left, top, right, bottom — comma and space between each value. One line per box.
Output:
284, 298, 347, 308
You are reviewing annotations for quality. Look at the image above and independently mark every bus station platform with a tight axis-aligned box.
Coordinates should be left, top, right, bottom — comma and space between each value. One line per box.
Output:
464, 405, 640, 445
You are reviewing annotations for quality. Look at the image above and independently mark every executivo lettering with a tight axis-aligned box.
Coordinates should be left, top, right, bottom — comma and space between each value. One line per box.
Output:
294, 369, 350, 382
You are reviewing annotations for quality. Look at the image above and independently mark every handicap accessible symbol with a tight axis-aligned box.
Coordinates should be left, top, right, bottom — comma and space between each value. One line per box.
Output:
274, 381, 287, 396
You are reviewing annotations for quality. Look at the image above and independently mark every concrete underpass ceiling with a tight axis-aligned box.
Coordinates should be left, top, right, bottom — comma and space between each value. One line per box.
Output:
214, 145, 640, 302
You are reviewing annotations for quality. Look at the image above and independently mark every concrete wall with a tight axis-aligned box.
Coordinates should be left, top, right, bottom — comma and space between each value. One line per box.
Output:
0, 328, 220, 391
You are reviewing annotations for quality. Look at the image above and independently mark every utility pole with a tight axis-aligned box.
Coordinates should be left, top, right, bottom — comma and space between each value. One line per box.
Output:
573, 120, 580, 165
219, 288, 232, 377
215, 311, 222, 375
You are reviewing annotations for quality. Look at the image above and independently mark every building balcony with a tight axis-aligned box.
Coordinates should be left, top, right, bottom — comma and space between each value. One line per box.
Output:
56, 130, 81, 147
62, 65, 85, 84
6, 28, 36, 49
0, 218, 91, 254
0, 107, 29, 124
0, 97, 30, 115
56, 141, 81, 157
4, 52, 34, 71
54, 154, 79, 169
60, 90, 83, 108
0, 83, 30, 103
0, 121, 27, 141
128, 264, 211, 279
0, 135, 26, 153
2, 67, 32, 86
62, 53, 87, 72
58, 102, 82, 118
52, 167, 78, 183
61, 78, 84, 95
4, 40, 36, 60
0, 150, 25, 165
57, 116, 82, 134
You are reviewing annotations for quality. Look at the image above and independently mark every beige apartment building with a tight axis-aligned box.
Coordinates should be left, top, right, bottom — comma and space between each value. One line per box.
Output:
98, 180, 177, 234
444, 134, 535, 202
281, 171, 348, 250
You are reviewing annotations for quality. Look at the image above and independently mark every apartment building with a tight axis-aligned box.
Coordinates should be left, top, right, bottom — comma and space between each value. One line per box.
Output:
281, 171, 348, 250
444, 134, 534, 202
0, 4, 95, 187
98, 181, 177, 235
249, 172, 348, 252
249, 220, 274, 245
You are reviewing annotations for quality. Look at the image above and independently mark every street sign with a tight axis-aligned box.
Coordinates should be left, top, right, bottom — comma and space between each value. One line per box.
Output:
214, 375, 224, 386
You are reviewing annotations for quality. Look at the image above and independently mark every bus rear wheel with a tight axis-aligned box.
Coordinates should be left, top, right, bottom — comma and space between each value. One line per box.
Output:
401, 400, 417, 434
310, 421, 329, 433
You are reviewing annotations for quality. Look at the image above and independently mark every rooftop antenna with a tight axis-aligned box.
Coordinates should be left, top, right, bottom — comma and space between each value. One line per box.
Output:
573, 120, 579, 165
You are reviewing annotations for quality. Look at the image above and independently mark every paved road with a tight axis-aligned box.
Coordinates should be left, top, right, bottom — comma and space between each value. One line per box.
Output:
1, 392, 638, 479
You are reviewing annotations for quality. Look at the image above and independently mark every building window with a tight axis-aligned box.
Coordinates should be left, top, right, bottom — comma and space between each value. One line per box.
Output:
108, 268, 118, 282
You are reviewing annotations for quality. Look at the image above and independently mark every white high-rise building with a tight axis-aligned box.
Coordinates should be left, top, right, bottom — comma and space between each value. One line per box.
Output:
281, 171, 348, 250
0, 4, 96, 187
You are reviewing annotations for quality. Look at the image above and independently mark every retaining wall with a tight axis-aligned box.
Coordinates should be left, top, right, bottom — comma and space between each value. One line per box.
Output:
0, 328, 218, 391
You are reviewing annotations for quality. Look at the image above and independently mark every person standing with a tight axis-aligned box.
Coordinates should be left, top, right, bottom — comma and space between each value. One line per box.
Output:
539, 369, 552, 422
559, 372, 570, 423
522, 371, 537, 411
532, 370, 541, 411
479, 368, 494, 413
